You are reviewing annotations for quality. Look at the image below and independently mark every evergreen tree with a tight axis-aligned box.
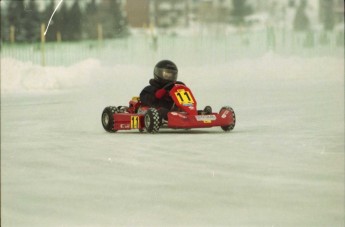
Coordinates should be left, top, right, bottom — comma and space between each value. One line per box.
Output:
293, 0, 310, 32
67, 0, 83, 40
22, 0, 41, 43
55, 2, 69, 41
46, 0, 83, 42
98, 0, 114, 39
7, 0, 26, 42
98, 0, 127, 39
109, 0, 127, 37
322, 0, 335, 31
230, 0, 253, 26
43, 0, 58, 42
84, 0, 99, 40
1, 3, 9, 43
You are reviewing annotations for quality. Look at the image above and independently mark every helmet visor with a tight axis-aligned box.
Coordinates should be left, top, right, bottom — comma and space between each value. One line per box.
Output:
156, 68, 178, 82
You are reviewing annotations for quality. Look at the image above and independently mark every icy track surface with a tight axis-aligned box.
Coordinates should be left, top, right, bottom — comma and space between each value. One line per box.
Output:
1, 55, 344, 226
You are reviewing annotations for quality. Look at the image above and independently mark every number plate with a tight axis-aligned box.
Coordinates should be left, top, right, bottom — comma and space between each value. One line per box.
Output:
174, 89, 195, 105
130, 116, 140, 129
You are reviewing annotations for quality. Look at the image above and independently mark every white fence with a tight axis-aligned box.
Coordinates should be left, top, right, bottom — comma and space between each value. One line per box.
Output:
1, 29, 343, 67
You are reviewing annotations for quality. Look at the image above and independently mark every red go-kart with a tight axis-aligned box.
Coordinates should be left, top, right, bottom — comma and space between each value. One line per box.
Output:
101, 83, 235, 133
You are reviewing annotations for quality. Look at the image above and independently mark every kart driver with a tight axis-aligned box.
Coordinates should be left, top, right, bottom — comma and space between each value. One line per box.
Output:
139, 60, 181, 120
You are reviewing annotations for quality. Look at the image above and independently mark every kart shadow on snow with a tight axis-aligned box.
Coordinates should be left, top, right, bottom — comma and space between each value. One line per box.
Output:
106, 128, 238, 135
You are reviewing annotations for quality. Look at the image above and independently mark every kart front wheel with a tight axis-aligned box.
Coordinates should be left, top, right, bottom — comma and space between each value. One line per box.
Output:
220, 106, 236, 132
144, 108, 161, 133
102, 106, 118, 132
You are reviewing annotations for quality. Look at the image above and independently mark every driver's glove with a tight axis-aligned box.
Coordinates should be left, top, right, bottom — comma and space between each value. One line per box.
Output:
155, 88, 167, 99
155, 82, 175, 99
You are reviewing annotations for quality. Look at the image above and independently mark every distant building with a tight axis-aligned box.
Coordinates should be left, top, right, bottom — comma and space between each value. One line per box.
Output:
152, 0, 188, 28
319, 0, 344, 25
333, 0, 344, 23
125, 0, 150, 28
123, 0, 342, 30
124, 0, 189, 28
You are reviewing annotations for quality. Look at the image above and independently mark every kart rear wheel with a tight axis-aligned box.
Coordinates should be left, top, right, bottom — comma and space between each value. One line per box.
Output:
220, 106, 236, 132
144, 108, 161, 133
102, 106, 118, 132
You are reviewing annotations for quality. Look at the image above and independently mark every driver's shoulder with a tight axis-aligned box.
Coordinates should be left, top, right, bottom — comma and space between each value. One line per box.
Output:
142, 85, 158, 93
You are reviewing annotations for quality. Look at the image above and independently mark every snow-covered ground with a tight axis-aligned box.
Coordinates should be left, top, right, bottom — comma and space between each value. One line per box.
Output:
1, 43, 344, 226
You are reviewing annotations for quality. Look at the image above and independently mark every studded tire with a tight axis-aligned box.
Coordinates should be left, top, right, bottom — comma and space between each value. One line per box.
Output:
144, 108, 161, 133
220, 106, 236, 132
101, 106, 118, 132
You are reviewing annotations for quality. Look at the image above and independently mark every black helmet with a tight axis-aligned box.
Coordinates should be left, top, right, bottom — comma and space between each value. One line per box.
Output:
153, 60, 178, 86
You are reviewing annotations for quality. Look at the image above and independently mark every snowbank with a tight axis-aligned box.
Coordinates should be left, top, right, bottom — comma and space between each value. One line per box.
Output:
1, 54, 343, 94
1, 58, 146, 94
1, 58, 101, 93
